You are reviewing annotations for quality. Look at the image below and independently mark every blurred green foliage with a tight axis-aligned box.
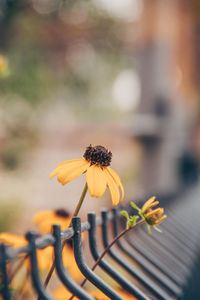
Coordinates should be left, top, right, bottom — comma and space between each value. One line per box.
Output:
0, 99, 39, 170
0, 0, 128, 105
0, 200, 22, 231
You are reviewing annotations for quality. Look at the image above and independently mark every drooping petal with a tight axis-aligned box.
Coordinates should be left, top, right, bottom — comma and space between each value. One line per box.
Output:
145, 207, 164, 219
50, 159, 90, 185
86, 165, 107, 198
105, 169, 120, 206
142, 196, 156, 213
50, 159, 88, 178
155, 214, 167, 225
57, 158, 87, 168
107, 167, 124, 202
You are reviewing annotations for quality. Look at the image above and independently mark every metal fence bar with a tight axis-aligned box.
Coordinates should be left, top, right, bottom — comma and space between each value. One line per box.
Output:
111, 208, 182, 298
1, 186, 200, 300
72, 217, 124, 300
87, 212, 149, 300
0, 244, 11, 300
53, 225, 94, 300
101, 210, 171, 300
125, 231, 186, 286
26, 232, 55, 300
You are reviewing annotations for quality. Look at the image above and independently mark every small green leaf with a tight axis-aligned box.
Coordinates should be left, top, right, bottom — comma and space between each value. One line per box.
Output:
153, 226, 162, 233
130, 202, 140, 212
130, 216, 137, 226
120, 210, 129, 220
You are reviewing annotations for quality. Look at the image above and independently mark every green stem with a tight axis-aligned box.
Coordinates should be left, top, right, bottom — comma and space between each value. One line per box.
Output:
69, 183, 88, 226
38, 183, 88, 300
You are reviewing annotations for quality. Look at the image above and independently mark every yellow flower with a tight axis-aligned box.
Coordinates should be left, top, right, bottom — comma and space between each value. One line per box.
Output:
33, 209, 83, 280
0, 233, 53, 271
141, 196, 167, 226
33, 209, 71, 233
50, 145, 124, 206
0, 55, 9, 76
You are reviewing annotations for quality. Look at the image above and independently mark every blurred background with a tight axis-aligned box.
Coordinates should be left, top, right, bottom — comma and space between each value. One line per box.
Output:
0, 0, 199, 233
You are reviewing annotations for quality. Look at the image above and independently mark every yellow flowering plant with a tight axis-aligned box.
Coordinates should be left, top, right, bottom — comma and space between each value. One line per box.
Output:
50, 145, 124, 206
33, 209, 83, 281
41, 145, 125, 290
0, 233, 54, 298
130, 196, 167, 234
69, 197, 166, 299
1, 144, 168, 300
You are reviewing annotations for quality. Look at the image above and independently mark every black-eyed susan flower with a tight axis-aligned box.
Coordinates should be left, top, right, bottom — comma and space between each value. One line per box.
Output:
50, 145, 124, 206
0, 233, 53, 271
33, 209, 71, 233
33, 209, 83, 280
141, 196, 167, 226
131, 196, 167, 234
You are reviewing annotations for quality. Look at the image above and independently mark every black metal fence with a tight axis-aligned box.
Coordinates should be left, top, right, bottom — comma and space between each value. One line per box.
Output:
1, 185, 200, 300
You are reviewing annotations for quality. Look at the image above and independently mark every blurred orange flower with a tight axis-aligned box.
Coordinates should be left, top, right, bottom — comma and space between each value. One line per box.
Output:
33, 209, 71, 233
0, 233, 53, 271
50, 145, 124, 206
33, 209, 83, 281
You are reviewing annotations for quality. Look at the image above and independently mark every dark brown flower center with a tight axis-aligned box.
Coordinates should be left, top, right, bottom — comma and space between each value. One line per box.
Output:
55, 209, 70, 218
83, 145, 112, 167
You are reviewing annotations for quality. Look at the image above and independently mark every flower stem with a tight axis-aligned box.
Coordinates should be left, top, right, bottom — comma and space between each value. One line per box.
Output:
69, 183, 88, 226
38, 183, 88, 300
69, 218, 144, 300
9, 254, 28, 282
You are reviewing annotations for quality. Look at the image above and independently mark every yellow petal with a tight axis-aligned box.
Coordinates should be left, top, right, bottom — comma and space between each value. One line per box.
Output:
38, 218, 70, 234
33, 211, 55, 224
57, 158, 87, 167
107, 167, 124, 202
155, 214, 167, 225
0, 233, 26, 248
145, 208, 164, 218
86, 165, 107, 198
149, 200, 159, 208
50, 159, 89, 180
105, 169, 120, 206
51, 159, 90, 185
142, 196, 156, 213
37, 246, 54, 270
63, 245, 83, 281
